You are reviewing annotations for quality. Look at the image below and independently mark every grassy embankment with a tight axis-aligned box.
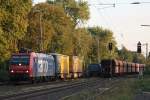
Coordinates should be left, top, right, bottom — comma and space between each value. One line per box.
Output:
63, 67, 150, 100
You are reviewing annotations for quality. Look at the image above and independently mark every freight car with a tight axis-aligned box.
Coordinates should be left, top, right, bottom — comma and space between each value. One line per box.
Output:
50, 53, 70, 79
87, 64, 101, 77
69, 56, 83, 78
9, 52, 55, 83
101, 59, 145, 77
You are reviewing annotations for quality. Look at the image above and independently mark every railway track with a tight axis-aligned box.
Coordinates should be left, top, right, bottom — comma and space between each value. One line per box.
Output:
0, 78, 104, 100
0, 78, 86, 94
0, 76, 134, 100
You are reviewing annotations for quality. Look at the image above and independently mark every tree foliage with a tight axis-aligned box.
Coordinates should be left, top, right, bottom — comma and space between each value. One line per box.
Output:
47, 0, 89, 27
88, 27, 117, 63
117, 46, 145, 63
1, 0, 144, 69
24, 3, 74, 53
0, 0, 32, 60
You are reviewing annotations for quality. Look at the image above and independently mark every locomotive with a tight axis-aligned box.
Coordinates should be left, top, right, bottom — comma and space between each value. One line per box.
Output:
9, 52, 83, 83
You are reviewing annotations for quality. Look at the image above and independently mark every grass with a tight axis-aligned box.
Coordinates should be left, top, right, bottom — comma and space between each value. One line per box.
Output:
96, 79, 136, 100
136, 75, 150, 92
136, 66, 150, 92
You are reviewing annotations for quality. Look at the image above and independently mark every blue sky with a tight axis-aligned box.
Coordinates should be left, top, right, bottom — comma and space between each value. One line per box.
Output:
33, 0, 150, 55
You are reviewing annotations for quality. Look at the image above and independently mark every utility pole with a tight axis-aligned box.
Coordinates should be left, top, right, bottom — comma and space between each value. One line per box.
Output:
145, 43, 148, 60
39, 12, 43, 52
33, 9, 43, 52
140, 24, 150, 60
97, 37, 100, 63
108, 42, 113, 79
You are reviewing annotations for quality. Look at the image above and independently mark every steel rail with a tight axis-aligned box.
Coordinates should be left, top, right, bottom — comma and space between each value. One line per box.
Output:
0, 78, 103, 100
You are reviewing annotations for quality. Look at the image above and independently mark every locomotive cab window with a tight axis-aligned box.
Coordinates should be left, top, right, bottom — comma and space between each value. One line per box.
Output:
10, 55, 30, 65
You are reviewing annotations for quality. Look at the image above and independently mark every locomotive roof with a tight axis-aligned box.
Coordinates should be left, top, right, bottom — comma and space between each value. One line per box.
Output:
49, 53, 69, 57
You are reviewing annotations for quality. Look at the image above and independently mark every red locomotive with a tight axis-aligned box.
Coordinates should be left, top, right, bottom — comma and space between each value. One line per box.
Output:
9, 52, 55, 83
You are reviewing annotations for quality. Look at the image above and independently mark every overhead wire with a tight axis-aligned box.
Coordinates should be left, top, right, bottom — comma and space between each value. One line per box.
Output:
89, 0, 125, 48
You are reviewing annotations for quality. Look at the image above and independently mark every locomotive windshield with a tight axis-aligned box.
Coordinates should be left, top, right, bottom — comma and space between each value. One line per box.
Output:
10, 55, 29, 65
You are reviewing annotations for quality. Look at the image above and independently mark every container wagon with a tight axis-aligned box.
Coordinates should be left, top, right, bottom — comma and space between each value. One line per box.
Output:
69, 56, 83, 78
50, 53, 69, 79
87, 64, 101, 77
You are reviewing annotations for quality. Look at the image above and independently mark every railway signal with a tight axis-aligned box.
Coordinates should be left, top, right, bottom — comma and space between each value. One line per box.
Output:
108, 42, 113, 51
137, 41, 141, 53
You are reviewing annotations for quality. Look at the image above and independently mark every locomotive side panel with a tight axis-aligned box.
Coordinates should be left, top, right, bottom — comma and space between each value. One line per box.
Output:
32, 53, 55, 77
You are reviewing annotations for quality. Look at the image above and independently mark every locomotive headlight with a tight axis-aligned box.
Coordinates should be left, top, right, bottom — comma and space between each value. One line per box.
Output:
26, 70, 29, 73
11, 70, 14, 73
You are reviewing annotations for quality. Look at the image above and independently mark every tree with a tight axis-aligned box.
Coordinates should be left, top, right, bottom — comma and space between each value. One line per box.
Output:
24, 3, 74, 53
117, 46, 145, 63
117, 46, 133, 62
0, 0, 32, 60
73, 28, 92, 57
88, 27, 117, 63
47, 0, 89, 27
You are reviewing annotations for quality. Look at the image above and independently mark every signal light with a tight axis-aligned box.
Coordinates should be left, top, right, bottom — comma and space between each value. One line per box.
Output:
108, 42, 113, 51
137, 41, 141, 53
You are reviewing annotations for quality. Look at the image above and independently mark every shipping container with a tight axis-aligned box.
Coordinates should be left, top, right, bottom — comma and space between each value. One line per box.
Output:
69, 56, 83, 78
50, 53, 69, 79
87, 64, 101, 77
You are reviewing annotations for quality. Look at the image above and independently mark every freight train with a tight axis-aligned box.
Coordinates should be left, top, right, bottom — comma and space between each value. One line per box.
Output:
101, 59, 145, 77
9, 52, 83, 83
9, 50, 146, 82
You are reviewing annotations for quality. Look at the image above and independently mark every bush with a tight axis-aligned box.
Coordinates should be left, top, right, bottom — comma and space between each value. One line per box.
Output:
0, 60, 10, 82
143, 66, 150, 75
0, 70, 9, 82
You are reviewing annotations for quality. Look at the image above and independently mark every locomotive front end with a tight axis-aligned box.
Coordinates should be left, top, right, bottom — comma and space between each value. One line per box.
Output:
9, 53, 31, 81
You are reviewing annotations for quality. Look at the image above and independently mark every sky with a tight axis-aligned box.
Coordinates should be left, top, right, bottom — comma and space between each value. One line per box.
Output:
33, 0, 150, 55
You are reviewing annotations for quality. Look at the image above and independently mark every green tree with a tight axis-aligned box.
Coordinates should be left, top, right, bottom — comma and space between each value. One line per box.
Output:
88, 27, 117, 63
0, 0, 32, 60
24, 3, 74, 53
117, 46, 133, 62
73, 28, 92, 57
47, 0, 89, 27
117, 46, 145, 63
